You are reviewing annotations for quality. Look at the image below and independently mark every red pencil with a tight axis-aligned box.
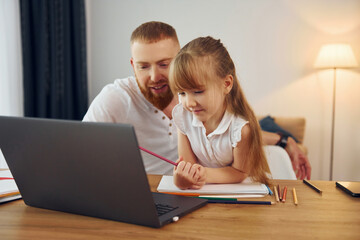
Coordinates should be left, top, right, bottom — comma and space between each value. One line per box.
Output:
282, 186, 288, 203
139, 146, 178, 166
0, 177, 14, 180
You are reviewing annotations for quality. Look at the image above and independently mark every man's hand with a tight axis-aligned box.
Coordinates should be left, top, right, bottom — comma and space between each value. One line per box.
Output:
261, 130, 311, 180
285, 137, 311, 180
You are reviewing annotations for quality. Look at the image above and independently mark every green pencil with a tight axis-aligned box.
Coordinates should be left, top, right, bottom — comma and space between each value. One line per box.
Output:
197, 196, 238, 201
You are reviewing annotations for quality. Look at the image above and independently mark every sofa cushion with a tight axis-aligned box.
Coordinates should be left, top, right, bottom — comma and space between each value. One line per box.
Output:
259, 116, 300, 143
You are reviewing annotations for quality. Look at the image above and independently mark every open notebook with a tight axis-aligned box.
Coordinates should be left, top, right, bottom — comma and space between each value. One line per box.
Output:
0, 169, 21, 203
157, 175, 270, 198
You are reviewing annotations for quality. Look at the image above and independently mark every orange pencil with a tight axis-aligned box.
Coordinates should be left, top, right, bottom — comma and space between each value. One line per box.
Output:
0, 191, 20, 198
160, 192, 200, 197
273, 186, 279, 202
293, 188, 298, 205
282, 186, 288, 203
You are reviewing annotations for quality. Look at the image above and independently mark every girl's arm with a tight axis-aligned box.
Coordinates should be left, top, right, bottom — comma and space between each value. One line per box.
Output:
204, 124, 251, 184
177, 130, 198, 164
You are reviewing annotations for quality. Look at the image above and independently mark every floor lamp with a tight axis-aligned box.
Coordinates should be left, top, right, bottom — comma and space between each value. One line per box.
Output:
314, 44, 358, 180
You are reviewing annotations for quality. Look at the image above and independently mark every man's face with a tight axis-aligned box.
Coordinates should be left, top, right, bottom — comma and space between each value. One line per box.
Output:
130, 38, 180, 110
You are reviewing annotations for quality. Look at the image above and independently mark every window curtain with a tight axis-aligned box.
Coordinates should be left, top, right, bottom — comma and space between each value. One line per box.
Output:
19, 0, 88, 120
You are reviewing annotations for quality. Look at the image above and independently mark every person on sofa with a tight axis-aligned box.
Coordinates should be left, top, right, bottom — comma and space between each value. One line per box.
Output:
83, 21, 311, 180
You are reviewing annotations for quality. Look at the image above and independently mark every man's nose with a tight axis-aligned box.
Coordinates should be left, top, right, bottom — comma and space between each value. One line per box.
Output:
150, 66, 161, 82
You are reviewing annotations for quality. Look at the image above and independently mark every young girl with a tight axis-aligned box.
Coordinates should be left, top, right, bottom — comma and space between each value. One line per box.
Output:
169, 36, 270, 189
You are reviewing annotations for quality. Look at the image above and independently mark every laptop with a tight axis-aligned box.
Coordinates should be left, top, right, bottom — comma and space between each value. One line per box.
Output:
0, 116, 207, 228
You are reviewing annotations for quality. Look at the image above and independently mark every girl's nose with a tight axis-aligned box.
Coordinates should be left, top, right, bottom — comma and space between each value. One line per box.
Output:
185, 95, 196, 108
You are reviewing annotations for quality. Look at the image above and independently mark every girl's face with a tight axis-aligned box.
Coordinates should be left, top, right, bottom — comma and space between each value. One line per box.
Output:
178, 75, 233, 130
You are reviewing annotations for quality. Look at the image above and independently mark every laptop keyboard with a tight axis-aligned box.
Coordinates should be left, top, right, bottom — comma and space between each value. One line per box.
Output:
156, 203, 179, 216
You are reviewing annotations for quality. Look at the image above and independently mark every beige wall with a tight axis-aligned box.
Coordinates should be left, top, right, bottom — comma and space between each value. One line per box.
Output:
85, 0, 360, 181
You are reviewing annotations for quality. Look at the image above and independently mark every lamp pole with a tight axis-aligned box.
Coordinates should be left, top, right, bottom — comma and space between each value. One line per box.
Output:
314, 44, 358, 181
329, 68, 336, 181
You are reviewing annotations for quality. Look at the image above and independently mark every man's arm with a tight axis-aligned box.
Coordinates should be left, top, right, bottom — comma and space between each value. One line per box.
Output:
262, 131, 311, 180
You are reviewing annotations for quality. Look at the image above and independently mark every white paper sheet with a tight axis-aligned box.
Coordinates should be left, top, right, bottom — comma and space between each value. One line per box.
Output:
157, 175, 269, 195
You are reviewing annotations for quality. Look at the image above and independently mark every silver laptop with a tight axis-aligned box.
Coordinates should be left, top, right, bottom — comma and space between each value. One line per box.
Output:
0, 116, 207, 228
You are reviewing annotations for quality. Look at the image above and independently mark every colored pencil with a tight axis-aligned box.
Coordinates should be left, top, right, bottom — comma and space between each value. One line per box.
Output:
0, 191, 20, 198
139, 146, 178, 166
293, 188, 298, 205
0, 177, 14, 180
160, 192, 199, 197
207, 200, 274, 205
273, 186, 280, 202
266, 185, 273, 195
278, 184, 282, 201
303, 179, 322, 194
282, 186, 287, 203
197, 197, 238, 201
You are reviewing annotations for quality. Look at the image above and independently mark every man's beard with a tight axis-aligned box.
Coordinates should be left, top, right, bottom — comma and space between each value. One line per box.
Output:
136, 77, 174, 111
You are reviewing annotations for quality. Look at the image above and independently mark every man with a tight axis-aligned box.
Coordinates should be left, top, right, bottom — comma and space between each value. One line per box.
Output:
83, 21, 311, 179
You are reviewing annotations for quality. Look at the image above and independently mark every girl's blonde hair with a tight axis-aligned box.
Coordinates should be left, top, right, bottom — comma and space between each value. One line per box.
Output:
169, 36, 270, 185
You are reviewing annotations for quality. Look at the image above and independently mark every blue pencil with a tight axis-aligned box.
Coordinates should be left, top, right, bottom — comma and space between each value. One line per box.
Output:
207, 200, 274, 205
266, 185, 273, 195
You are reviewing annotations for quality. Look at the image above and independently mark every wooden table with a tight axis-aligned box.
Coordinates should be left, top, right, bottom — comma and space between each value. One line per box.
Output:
1, 175, 359, 240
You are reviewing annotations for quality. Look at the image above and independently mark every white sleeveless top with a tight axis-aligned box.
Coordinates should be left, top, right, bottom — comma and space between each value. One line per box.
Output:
172, 104, 248, 168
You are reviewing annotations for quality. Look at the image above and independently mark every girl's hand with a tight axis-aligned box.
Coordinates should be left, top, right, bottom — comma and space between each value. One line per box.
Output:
173, 157, 206, 190
191, 164, 206, 189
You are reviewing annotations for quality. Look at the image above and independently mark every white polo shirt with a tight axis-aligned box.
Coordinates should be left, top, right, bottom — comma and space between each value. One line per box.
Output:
172, 103, 248, 168
83, 77, 178, 175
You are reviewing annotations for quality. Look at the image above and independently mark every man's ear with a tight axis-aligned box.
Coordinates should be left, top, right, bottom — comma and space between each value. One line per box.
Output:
130, 58, 134, 69
223, 74, 233, 94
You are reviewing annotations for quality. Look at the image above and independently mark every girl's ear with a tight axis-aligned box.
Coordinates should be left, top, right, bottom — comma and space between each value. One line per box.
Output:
223, 74, 233, 94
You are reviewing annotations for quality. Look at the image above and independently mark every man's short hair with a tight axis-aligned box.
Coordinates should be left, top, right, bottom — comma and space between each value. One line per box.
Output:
130, 21, 179, 44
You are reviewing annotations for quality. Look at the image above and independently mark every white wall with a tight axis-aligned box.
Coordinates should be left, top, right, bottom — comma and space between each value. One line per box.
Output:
0, 0, 23, 168
85, 0, 360, 181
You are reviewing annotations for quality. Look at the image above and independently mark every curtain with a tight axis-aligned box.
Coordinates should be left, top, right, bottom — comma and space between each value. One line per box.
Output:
19, 0, 88, 120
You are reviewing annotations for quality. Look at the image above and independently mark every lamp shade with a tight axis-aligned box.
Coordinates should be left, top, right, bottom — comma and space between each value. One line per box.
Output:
314, 44, 358, 69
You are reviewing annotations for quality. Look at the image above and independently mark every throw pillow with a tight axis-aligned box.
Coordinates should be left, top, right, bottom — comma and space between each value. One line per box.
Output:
259, 115, 299, 143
